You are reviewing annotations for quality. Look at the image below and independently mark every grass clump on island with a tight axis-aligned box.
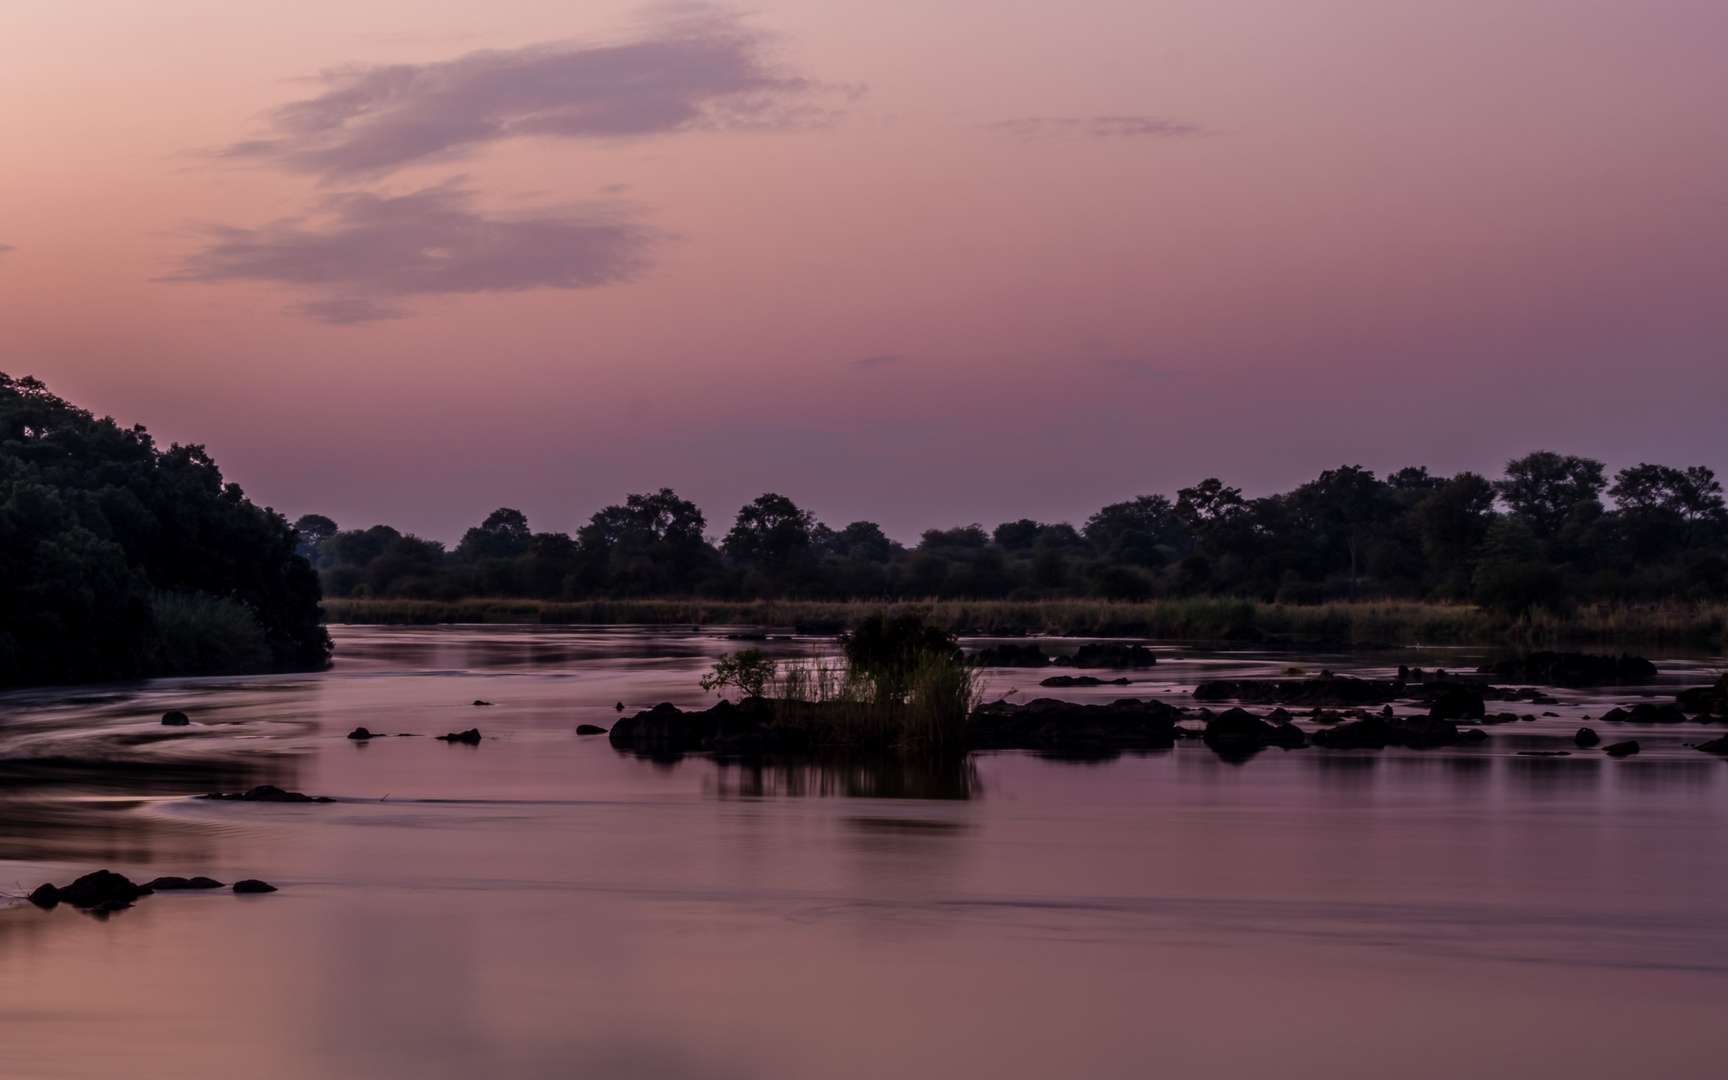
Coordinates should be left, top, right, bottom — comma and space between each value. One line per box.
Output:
701, 614, 983, 749
321, 596, 1728, 648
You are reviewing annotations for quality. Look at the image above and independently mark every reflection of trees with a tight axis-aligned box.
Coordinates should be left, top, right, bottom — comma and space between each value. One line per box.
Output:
709, 752, 979, 800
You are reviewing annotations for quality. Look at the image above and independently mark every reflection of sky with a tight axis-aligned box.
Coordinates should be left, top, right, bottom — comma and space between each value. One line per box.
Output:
1, 0, 1725, 541
2, 628, 1728, 1076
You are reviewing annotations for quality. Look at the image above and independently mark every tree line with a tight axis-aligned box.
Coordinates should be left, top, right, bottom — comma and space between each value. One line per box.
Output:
0, 374, 329, 685
298, 452, 1727, 612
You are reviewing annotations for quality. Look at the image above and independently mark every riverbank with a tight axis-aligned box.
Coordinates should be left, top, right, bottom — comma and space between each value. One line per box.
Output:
319, 597, 1728, 647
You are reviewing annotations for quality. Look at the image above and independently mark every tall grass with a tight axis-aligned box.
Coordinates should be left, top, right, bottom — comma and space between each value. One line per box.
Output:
323, 596, 1728, 647
759, 647, 982, 749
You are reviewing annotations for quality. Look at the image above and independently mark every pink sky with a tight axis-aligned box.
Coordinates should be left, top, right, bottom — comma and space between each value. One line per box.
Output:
2, 0, 1724, 543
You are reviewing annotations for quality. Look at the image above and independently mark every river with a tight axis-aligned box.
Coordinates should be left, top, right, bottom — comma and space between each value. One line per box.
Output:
1, 626, 1725, 1079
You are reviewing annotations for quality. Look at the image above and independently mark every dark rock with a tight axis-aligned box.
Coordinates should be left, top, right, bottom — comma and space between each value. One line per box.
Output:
201, 785, 335, 803
1695, 735, 1728, 753
1039, 675, 1130, 687
1064, 643, 1157, 669
1194, 676, 1401, 707
973, 643, 1052, 667
575, 724, 608, 735
1429, 687, 1486, 721
1313, 715, 1462, 750
437, 729, 482, 744
347, 727, 375, 740
1477, 651, 1658, 686
472, 699, 493, 706
1677, 674, 1728, 716
1603, 740, 1640, 757
51, 870, 153, 908
1600, 707, 1629, 723
1459, 728, 1489, 743
1574, 727, 1600, 747
28, 883, 60, 908
161, 710, 190, 726
1617, 703, 1687, 724
971, 697, 1181, 750
145, 876, 226, 890
614, 701, 625, 711
1201, 709, 1288, 758
232, 879, 277, 893
1482, 712, 1519, 724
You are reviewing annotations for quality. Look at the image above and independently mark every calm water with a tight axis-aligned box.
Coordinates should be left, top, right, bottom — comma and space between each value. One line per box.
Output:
2, 626, 1726, 1080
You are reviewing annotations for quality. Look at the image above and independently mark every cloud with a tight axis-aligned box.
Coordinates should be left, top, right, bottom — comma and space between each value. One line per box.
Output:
0, 245, 14, 257
851, 353, 902, 368
165, 183, 655, 323
224, 8, 813, 180
987, 116, 1204, 141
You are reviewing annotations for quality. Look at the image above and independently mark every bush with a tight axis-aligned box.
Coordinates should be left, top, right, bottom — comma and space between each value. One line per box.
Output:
149, 591, 273, 676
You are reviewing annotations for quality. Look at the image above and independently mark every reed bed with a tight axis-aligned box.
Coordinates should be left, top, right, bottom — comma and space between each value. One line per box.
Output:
322, 597, 1727, 647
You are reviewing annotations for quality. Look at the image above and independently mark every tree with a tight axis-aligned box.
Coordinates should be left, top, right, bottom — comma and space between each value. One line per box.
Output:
456, 507, 532, 561
723, 493, 815, 572
292, 514, 337, 561
992, 519, 1041, 551
1413, 472, 1496, 588
919, 525, 989, 549
1610, 464, 1726, 552
1083, 495, 1178, 566
829, 521, 898, 563
1496, 452, 1606, 539
1292, 466, 1389, 595
574, 488, 714, 595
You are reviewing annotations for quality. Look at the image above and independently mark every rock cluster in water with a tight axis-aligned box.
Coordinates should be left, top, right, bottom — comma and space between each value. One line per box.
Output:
25, 870, 275, 913
1476, 652, 1659, 685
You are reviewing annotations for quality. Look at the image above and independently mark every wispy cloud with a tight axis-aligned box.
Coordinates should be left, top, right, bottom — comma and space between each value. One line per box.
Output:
224, 8, 815, 181
165, 183, 655, 323
987, 116, 1204, 141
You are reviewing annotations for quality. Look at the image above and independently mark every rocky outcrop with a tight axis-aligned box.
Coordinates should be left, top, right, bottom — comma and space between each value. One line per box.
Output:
970, 697, 1181, 750
972, 644, 1051, 667
1678, 674, 1728, 716
1477, 652, 1658, 685
1039, 675, 1131, 688
575, 724, 608, 735
437, 729, 482, 744
1193, 675, 1402, 707
1600, 704, 1687, 724
1574, 727, 1600, 747
1311, 716, 1467, 750
28, 870, 153, 910
144, 876, 224, 890
1065, 643, 1157, 669
1200, 708, 1306, 758
1603, 740, 1640, 757
161, 711, 190, 726
200, 785, 334, 803
232, 879, 278, 893
1429, 687, 1486, 721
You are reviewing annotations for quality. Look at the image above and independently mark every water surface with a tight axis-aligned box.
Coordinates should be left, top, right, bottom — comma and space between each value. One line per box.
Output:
2, 626, 1726, 1079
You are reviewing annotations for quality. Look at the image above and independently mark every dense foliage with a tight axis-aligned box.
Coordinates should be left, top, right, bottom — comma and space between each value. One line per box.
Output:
304, 452, 1727, 614
0, 374, 329, 684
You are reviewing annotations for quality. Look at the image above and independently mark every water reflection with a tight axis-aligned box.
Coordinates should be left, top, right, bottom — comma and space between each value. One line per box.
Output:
1505, 755, 1602, 795
708, 753, 979, 800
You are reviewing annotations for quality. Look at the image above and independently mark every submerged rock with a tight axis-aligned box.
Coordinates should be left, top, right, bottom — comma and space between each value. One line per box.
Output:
1602, 703, 1686, 724
160, 710, 190, 726
201, 785, 334, 803
347, 727, 376, 740
1574, 727, 1601, 747
472, 700, 493, 706
437, 729, 482, 744
1201, 708, 1305, 758
1695, 735, 1728, 753
974, 697, 1182, 750
232, 880, 277, 894
575, 724, 608, 735
1603, 740, 1641, 757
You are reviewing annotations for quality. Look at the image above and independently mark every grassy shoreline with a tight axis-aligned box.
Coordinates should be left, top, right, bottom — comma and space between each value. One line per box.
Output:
320, 597, 1727, 648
